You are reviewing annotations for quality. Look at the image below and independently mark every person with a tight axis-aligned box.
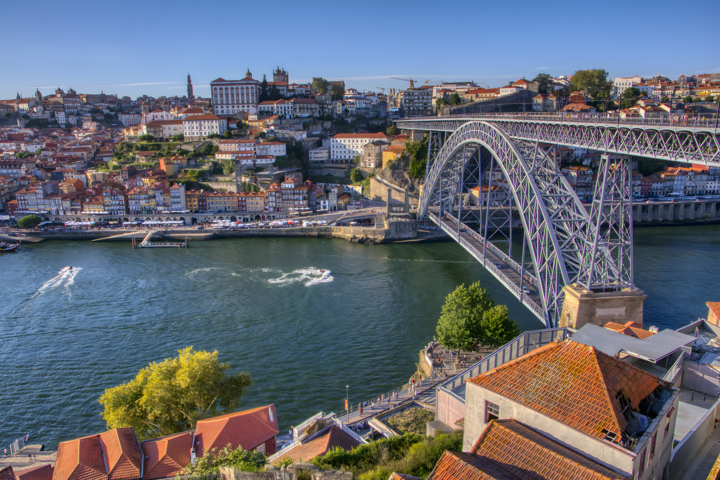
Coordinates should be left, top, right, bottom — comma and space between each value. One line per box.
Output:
359, 403, 363, 415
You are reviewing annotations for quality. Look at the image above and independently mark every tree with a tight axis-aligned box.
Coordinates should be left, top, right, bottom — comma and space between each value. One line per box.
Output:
684, 95, 693, 104
98, 346, 253, 440
350, 168, 363, 183
449, 93, 462, 105
181, 444, 266, 476
481, 305, 520, 348
312, 77, 329, 94
694, 97, 703, 103
532, 73, 553, 94
435, 282, 494, 352
569, 69, 612, 100
222, 129, 232, 139
22, 114, 29, 120
329, 84, 344, 100
353, 154, 362, 165
406, 134, 428, 179
4, 112, 12, 118
268, 85, 281, 101
221, 159, 235, 174
660, 96, 670, 103
139, 134, 154, 141
387, 124, 399, 136
620, 87, 643, 109
171, 134, 184, 142
435, 97, 447, 110
17, 214, 41, 229
259, 75, 269, 102
706, 95, 715, 103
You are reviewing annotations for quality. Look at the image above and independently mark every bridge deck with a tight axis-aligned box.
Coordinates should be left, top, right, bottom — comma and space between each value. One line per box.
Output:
428, 208, 546, 323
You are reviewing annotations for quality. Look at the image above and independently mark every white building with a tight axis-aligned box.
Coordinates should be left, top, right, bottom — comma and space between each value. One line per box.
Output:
118, 113, 142, 126
183, 114, 227, 141
256, 141, 286, 157
258, 99, 293, 116
330, 133, 389, 162
309, 147, 329, 164
211, 70, 260, 116
613, 76, 643, 99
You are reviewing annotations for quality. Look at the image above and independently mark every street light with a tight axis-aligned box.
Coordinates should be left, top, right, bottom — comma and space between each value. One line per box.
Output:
346, 385, 349, 419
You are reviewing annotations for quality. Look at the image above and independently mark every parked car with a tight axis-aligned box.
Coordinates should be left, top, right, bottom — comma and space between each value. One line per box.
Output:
522, 286, 530, 294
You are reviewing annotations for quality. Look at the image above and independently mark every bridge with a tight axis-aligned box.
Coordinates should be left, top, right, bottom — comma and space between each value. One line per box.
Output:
396, 113, 720, 327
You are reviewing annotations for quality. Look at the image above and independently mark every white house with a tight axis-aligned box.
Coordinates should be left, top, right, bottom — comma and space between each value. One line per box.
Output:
330, 133, 388, 162
118, 112, 142, 126
613, 76, 643, 99
256, 141, 286, 157
183, 114, 227, 141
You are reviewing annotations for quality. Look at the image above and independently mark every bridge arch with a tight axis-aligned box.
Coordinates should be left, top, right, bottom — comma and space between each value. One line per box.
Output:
421, 121, 590, 325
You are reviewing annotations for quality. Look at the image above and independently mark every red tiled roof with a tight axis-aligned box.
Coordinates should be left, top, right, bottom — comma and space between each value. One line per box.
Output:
14, 465, 54, 480
603, 321, 655, 340
141, 431, 193, 480
708, 302, 720, 319
466, 420, 630, 480
0, 467, 15, 480
99, 428, 142, 480
271, 426, 360, 465
427, 451, 514, 480
54, 435, 108, 480
332, 133, 387, 139
194, 405, 279, 456
468, 341, 663, 442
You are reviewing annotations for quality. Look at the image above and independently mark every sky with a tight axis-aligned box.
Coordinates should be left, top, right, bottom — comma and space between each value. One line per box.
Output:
2, 0, 719, 100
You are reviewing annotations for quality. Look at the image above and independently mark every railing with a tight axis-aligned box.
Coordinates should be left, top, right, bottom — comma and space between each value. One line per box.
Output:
438, 327, 569, 395
7, 435, 27, 454
662, 352, 686, 383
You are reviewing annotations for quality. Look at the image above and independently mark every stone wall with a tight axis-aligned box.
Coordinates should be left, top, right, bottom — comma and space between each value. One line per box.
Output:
221, 464, 353, 480
369, 177, 419, 206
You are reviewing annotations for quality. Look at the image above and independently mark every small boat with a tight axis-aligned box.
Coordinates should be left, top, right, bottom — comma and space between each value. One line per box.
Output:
0, 242, 21, 252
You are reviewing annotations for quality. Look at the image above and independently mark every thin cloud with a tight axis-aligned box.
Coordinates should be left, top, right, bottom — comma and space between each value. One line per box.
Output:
168, 85, 210, 89
93, 81, 182, 87
531, 66, 562, 71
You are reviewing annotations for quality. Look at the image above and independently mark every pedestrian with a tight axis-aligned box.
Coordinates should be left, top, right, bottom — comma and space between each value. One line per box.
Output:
359, 403, 363, 415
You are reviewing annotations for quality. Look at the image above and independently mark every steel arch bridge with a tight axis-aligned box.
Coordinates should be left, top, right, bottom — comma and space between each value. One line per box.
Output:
396, 115, 720, 327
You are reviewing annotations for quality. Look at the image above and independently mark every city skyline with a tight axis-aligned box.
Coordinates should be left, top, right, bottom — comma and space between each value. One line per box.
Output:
2, 0, 719, 100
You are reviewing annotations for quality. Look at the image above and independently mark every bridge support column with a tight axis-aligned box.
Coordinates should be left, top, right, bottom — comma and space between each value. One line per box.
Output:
559, 283, 647, 330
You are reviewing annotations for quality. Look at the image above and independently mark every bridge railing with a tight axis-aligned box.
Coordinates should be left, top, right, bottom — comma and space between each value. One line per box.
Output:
399, 112, 719, 130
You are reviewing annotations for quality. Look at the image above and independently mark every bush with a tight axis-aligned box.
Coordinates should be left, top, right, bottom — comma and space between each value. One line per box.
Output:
350, 168, 363, 183
181, 444, 265, 475
171, 134, 184, 142
139, 134, 154, 141
207, 133, 220, 139
17, 214, 42, 229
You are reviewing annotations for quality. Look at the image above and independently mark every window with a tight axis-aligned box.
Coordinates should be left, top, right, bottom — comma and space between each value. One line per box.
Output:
486, 401, 500, 422
649, 431, 657, 461
638, 448, 646, 476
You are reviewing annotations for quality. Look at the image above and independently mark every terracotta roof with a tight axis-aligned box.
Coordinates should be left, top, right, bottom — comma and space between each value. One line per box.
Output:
427, 450, 516, 480
98, 428, 142, 480
332, 133, 387, 139
0, 467, 15, 480
466, 420, 630, 480
141, 431, 193, 480
14, 465, 54, 480
603, 321, 655, 340
183, 115, 222, 121
54, 435, 108, 480
271, 426, 360, 465
709, 302, 720, 320
468, 340, 663, 442
194, 405, 279, 456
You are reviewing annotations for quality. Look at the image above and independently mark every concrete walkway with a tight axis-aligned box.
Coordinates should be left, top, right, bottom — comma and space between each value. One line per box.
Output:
0, 445, 57, 471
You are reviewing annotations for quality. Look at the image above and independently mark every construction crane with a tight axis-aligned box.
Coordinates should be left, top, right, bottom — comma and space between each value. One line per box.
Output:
376, 87, 386, 94
424, 79, 431, 85
391, 77, 416, 89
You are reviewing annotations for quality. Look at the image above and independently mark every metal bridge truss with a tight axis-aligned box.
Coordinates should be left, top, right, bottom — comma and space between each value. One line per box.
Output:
577, 155, 634, 291
401, 117, 720, 166
420, 121, 624, 326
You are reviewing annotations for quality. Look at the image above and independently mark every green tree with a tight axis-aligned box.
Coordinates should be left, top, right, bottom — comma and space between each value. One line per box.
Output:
481, 305, 520, 348
406, 134, 428, 179
259, 75, 269, 102
621, 87, 643, 109
684, 95, 693, 103
569, 69, 612, 99
171, 134, 185, 142
17, 214, 41, 229
312, 77, 329, 94
268, 85, 281, 101
706, 95, 715, 103
221, 159, 235, 174
329, 84, 344, 100
532, 73, 553, 94
98, 346, 253, 440
4, 112, 12, 118
449, 93, 462, 105
694, 97, 703, 103
222, 129, 232, 138
435, 282, 495, 352
350, 168, 363, 183
353, 154, 362, 165
386, 124, 399, 136
139, 134, 154, 141
435, 97, 447, 110
181, 444, 266, 475
660, 96, 670, 103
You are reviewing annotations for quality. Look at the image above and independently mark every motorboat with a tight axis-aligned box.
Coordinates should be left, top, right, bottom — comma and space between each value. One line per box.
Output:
0, 241, 21, 252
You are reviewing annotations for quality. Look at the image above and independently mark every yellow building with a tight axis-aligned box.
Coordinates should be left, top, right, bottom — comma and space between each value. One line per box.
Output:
382, 145, 405, 169
82, 200, 105, 213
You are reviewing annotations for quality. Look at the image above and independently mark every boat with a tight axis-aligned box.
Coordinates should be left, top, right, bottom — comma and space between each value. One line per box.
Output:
0, 241, 21, 252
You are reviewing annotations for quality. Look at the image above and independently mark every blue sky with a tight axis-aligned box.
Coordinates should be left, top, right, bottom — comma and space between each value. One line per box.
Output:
3, 0, 719, 100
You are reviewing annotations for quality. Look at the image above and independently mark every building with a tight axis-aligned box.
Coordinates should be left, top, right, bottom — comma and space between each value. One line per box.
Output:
532, 94, 558, 112
463, 340, 679, 479
562, 165, 594, 199
613, 76, 644, 99
211, 71, 260, 116
382, 145, 405, 168
118, 113, 142, 126
143, 120, 183, 140
256, 141, 286, 158
257, 99, 292, 117
158, 157, 187, 176
330, 133, 388, 162
140, 431, 193, 480
194, 405, 279, 456
270, 423, 361, 465
461, 88, 499, 103
362, 141, 388, 169
54, 428, 143, 480
182, 115, 227, 141
402, 86, 433, 116
309, 147, 330, 164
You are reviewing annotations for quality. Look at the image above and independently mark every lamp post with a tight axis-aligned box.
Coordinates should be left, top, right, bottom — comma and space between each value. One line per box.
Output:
346, 385, 349, 419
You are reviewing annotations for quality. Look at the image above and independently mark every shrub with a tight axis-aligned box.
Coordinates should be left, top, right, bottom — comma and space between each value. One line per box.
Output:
17, 214, 42, 229
139, 134, 154, 141
350, 168, 363, 183
181, 444, 265, 475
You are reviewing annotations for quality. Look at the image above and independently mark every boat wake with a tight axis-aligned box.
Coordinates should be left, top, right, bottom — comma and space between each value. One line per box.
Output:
268, 268, 333, 287
186, 267, 220, 277
31, 267, 82, 298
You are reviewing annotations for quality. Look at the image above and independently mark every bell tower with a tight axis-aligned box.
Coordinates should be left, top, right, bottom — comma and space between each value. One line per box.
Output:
187, 74, 194, 99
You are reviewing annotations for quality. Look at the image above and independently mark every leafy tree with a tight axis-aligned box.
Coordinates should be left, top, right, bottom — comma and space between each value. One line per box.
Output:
312, 77, 329, 94
435, 282, 494, 351
693, 97, 703, 103
406, 134, 428, 179
139, 134, 154, 141
221, 159, 235, 174
435, 97, 447, 110
683, 95, 693, 103
329, 84, 344, 100
181, 444, 266, 475
222, 129, 232, 138
621, 87, 643, 109
17, 214, 41, 229
4, 112, 12, 118
386, 124, 399, 136
569, 69, 612, 100
706, 95, 715, 103
449, 93, 462, 105
660, 96, 670, 103
532, 73, 553, 94
98, 346, 253, 440
207, 133, 220, 139
350, 168, 363, 183
481, 305, 520, 348
353, 154, 362, 165
259, 75, 269, 102
171, 134, 184, 142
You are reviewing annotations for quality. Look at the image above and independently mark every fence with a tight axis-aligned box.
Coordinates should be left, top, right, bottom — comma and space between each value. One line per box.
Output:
7, 436, 27, 455
662, 352, 686, 384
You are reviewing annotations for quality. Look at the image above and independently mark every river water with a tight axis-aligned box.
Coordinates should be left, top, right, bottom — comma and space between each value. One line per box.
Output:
1, 225, 718, 449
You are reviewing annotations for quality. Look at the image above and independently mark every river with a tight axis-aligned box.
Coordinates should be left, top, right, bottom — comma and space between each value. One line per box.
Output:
1, 224, 718, 449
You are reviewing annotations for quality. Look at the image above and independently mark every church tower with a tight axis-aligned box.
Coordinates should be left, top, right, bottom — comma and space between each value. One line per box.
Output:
187, 74, 194, 99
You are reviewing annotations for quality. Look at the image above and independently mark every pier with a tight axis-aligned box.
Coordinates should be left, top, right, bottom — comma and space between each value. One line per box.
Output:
133, 230, 188, 249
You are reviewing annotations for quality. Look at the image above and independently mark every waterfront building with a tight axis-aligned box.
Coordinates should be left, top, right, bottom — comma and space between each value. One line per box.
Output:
170, 184, 186, 212
194, 405, 279, 456
140, 431, 193, 480
54, 428, 142, 480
